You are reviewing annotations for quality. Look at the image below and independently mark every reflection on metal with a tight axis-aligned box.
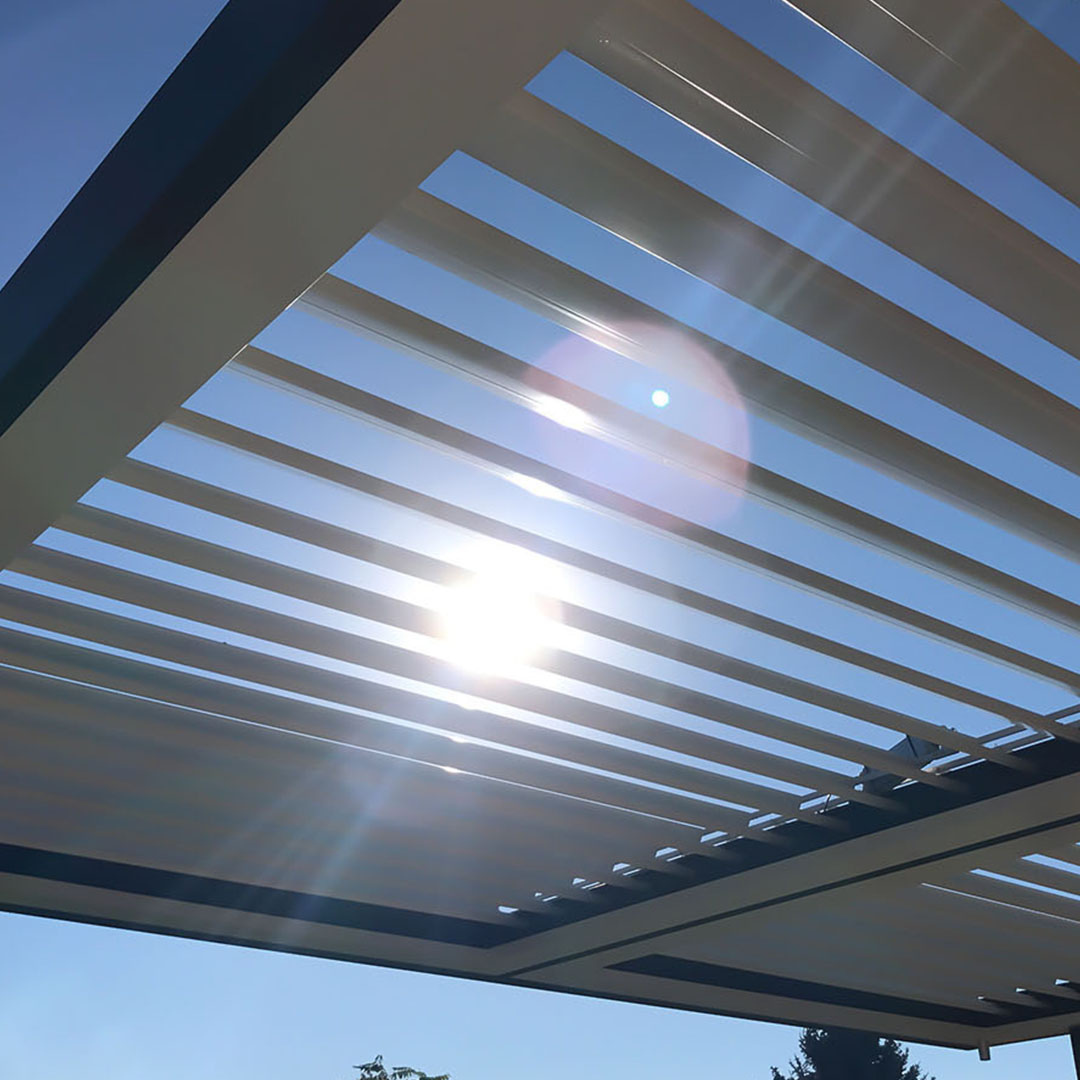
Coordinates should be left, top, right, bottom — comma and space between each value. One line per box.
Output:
2, 0, 1080, 1057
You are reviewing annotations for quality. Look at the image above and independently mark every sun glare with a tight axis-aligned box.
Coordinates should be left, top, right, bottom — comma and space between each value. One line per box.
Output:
438, 550, 562, 676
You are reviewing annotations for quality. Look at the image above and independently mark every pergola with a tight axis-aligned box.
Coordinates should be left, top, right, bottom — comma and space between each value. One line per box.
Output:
3, 0, 1080, 1065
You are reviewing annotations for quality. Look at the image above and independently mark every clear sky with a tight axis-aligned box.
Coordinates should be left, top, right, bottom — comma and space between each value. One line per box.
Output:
3, 1, 1080, 1077
0, 910, 1074, 1080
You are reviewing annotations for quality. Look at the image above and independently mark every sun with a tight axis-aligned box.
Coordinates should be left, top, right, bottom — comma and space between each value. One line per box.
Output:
437, 548, 562, 676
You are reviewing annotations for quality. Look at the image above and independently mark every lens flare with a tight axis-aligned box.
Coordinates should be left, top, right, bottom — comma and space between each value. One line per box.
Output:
528, 323, 750, 526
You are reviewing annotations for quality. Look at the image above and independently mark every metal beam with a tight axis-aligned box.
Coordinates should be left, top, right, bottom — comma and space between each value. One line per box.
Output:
0, 0, 611, 569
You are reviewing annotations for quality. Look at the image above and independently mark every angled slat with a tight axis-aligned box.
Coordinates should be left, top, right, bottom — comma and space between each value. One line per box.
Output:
465, 93, 1080, 476
111, 458, 1067, 720
300, 275, 747, 492
375, 192, 1080, 568
11, 543, 909, 808
226, 348, 1051, 768
0, 623, 768, 840
579, 0, 1080, 362
0, 668, 688, 910
293, 281, 1080, 634
0, 626, 741, 835
0, 584, 830, 824
57, 502, 961, 792
788, 0, 1080, 208
167, 406, 1080, 700
928, 731, 1053, 775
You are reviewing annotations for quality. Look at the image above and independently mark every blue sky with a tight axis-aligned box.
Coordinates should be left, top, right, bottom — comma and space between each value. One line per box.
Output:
0, 911, 1074, 1080
3, 0, 1080, 1076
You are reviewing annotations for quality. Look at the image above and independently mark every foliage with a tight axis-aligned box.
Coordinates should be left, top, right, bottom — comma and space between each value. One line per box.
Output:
771, 1027, 933, 1080
352, 1054, 449, 1080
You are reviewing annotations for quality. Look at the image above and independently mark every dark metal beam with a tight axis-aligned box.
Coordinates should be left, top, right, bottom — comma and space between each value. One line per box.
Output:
0, 0, 399, 437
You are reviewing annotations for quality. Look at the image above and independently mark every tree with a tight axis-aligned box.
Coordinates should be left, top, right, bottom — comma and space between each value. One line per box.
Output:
352, 1054, 449, 1080
771, 1027, 934, 1080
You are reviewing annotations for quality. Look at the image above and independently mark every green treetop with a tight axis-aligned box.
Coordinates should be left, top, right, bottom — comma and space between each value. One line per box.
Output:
771, 1026, 934, 1080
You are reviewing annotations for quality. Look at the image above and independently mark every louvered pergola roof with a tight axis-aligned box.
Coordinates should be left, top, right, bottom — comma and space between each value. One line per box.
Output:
3, 0, 1080, 1058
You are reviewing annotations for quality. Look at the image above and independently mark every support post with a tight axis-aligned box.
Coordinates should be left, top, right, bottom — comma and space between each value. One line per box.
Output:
1070, 1027, 1080, 1079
